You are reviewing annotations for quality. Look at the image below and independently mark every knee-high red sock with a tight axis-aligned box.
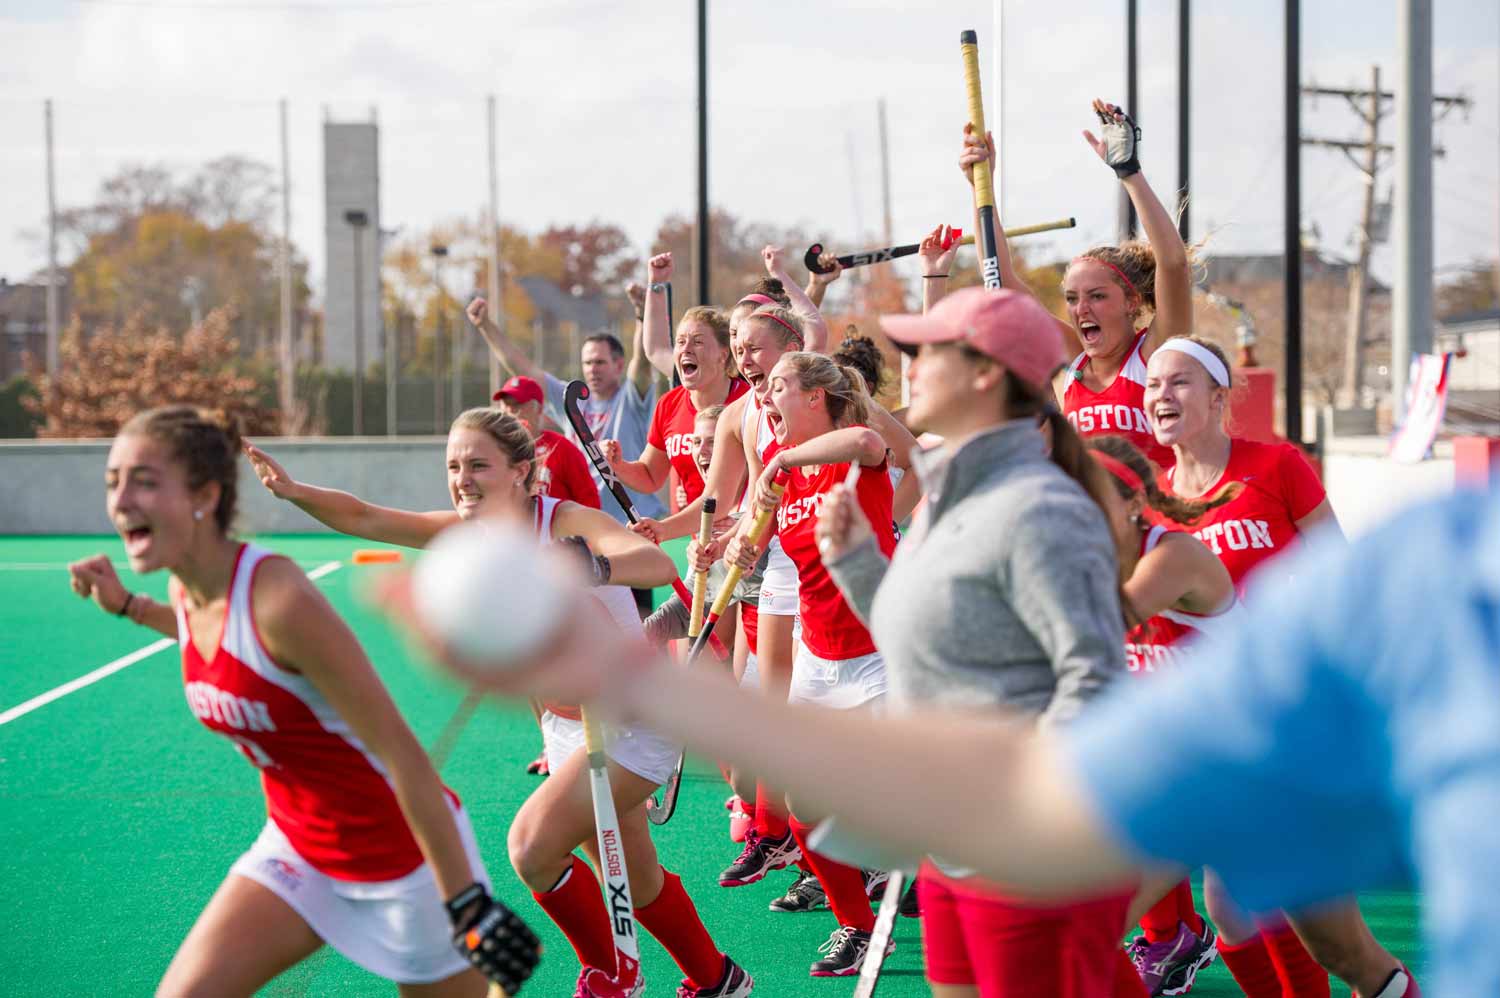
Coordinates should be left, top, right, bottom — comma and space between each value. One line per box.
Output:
754, 782, 789, 838
1173, 880, 1205, 937
532, 855, 616, 972
1264, 924, 1332, 997
634, 868, 724, 989
788, 816, 874, 932
1218, 932, 1285, 998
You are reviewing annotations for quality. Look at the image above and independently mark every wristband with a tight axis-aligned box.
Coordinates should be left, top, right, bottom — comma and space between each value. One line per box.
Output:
117, 593, 135, 618
922, 274, 950, 280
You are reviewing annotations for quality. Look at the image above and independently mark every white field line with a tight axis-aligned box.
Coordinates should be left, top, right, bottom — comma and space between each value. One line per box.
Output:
0, 560, 343, 728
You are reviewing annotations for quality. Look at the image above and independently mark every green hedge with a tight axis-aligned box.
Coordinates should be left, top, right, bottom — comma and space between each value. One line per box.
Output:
0, 377, 41, 438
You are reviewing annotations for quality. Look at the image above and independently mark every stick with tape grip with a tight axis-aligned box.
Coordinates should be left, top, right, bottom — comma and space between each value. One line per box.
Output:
684, 471, 788, 665
646, 498, 718, 825
802, 217, 1076, 275
561, 379, 728, 659
960, 29, 1003, 290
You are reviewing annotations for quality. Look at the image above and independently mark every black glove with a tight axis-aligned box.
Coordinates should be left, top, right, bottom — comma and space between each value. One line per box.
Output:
447, 883, 542, 995
1096, 103, 1142, 179
557, 535, 612, 586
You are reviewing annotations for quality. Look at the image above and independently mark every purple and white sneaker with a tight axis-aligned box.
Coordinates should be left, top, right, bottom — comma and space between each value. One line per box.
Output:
1129, 920, 1218, 996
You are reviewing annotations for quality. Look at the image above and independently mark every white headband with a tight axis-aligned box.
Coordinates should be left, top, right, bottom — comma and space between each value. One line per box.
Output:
1155, 338, 1230, 387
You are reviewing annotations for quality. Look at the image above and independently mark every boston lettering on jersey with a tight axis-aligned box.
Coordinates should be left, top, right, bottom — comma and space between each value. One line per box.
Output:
775, 492, 825, 532
1192, 518, 1275, 555
184, 680, 276, 733
1066, 403, 1151, 437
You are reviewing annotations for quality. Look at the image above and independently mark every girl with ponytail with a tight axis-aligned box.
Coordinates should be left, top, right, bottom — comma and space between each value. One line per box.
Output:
815, 287, 1148, 997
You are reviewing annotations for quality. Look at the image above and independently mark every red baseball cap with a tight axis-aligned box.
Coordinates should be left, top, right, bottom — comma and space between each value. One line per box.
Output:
492, 376, 544, 407
879, 287, 1065, 392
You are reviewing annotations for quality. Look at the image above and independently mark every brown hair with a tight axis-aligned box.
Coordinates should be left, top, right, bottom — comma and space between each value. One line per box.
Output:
696, 403, 726, 426
745, 277, 792, 307
832, 332, 886, 396
120, 405, 243, 532
1072, 241, 1159, 316
743, 305, 805, 350
1088, 435, 1241, 525
779, 351, 873, 429
678, 306, 733, 375
450, 407, 538, 492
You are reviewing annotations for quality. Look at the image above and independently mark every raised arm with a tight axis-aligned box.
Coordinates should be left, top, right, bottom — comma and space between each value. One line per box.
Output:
959, 126, 1032, 295
601, 438, 671, 494
868, 403, 919, 471
641, 255, 675, 379
763, 245, 830, 354
917, 224, 961, 313
643, 395, 749, 542
244, 442, 457, 548
626, 285, 655, 395
803, 251, 843, 310
465, 296, 544, 382
1081, 99, 1192, 354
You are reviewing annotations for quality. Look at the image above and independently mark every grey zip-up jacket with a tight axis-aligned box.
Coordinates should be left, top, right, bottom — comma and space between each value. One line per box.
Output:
826, 419, 1125, 726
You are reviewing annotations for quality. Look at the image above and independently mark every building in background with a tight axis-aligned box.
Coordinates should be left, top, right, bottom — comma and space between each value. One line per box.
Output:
323, 117, 381, 372
1436, 309, 1500, 435
0, 276, 68, 383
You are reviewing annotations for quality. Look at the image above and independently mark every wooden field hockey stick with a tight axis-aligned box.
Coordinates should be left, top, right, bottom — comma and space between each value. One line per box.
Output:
960, 29, 1003, 290
646, 497, 717, 825
645, 478, 787, 825
561, 380, 727, 659
802, 217, 1076, 275
582, 705, 643, 989
853, 870, 906, 998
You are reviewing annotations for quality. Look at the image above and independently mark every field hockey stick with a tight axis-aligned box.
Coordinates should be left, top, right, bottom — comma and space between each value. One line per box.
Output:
581, 705, 642, 989
561, 380, 728, 659
682, 471, 788, 665
646, 497, 718, 826
852, 869, 906, 998
802, 217, 1077, 275
960, 29, 1002, 290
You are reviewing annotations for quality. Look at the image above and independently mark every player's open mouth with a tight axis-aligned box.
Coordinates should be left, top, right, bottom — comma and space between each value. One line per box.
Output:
746, 371, 767, 393
457, 491, 484, 507
678, 358, 700, 378
121, 524, 153, 555
1153, 406, 1180, 429
1079, 321, 1101, 346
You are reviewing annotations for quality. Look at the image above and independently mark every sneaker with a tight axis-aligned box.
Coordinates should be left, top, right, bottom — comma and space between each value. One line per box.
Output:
718, 829, 801, 887
675, 954, 754, 997
1132, 920, 1218, 997
898, 877, 920, 918
575, 966, 645, 998
863, 869, 890, 901
768, 869, 827, 912
809, 925, 893, 978
728, 798, 753, 843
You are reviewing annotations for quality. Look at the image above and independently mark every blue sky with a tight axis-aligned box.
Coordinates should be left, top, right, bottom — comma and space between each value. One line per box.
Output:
1, 0, 1495, 304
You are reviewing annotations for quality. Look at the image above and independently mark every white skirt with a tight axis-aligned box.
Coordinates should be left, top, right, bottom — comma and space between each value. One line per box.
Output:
788, 645, 888, 712
542, 710, 681, 787
758, 537, 800, 617
229, 798, 486, 984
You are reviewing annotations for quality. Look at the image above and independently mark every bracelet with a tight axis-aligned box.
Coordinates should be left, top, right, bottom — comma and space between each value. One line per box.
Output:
648, 282, 669, 294
117, 593, 135, 618
923, 274, 950, 280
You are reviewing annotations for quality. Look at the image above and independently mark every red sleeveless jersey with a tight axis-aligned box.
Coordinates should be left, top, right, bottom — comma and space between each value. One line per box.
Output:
177, 544, 445, 882
775, 453, 897, 660
1062, 331, 1176, 470
1124, 525, 1244, 674
1163, 438, 1326, 591
648, 378, 750, 507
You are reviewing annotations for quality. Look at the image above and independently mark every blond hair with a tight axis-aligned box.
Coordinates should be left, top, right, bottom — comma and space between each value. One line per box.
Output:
450, 408, 538, 492
779, 351, 873, 429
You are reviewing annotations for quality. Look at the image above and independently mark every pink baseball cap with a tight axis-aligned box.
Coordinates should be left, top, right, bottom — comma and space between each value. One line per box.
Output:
879, 287, 1066, 392
492, 375, 544, 406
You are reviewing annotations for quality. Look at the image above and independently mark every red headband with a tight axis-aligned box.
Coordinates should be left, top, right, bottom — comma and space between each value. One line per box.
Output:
737, 293, 776, 308
1072, 255, 1141, 302
750, 310, 804, 346
1093, 451, 1144, 494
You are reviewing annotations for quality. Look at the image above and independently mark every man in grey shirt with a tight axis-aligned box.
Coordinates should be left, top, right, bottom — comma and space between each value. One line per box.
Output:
465, 297, 662, 524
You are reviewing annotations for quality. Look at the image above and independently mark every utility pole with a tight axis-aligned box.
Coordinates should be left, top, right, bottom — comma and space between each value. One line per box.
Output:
44, 99, 60, 376
1284, 0, 1303, 444
345, 210, 370, 436
877, 98, 893, 246
486, 94, 502, 398
279, 99, 295, 431
431, 244, 449, 431
1177, 0, 1190, 241
1119, 0, 1139, 242
1303, 67, 1469, 409
695, 0, 710, 308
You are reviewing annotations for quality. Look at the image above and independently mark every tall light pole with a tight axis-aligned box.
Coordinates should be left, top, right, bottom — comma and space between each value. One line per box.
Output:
431, 244, 449, 431
1284, 0, 1303, 444
344, 209, 369, 436
695, 0, 710, 307
1120, 0, 1139, 241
